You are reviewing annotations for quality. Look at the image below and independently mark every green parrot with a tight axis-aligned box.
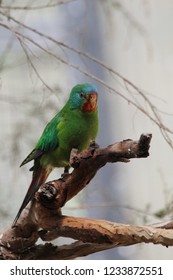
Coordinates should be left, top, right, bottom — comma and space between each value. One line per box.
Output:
12, 83, 98, 227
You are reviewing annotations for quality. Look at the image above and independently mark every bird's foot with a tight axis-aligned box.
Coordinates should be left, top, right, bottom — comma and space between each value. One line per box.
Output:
88, 140, 99, 156
61, 165, 70, 180
89, 140, 99, 150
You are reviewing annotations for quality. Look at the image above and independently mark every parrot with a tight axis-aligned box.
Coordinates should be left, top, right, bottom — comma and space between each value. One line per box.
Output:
12, 83, 98, 227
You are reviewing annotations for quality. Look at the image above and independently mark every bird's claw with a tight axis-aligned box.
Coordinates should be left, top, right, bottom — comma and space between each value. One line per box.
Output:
61, 166, 70, 180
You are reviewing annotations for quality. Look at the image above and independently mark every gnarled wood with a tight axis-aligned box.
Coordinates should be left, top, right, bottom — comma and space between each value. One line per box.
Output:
0, 133, 160, 260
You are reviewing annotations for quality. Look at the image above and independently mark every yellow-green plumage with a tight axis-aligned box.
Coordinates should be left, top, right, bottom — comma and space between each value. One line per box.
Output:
12, 83, 98, 227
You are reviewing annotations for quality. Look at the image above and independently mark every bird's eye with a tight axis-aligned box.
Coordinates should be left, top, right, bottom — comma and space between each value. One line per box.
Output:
79, 92, 84, 98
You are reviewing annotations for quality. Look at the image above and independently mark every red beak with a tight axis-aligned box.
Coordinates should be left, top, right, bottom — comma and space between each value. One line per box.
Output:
85, 93, 97, 111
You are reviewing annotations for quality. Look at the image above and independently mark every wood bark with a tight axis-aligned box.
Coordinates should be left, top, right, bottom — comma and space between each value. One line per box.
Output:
1, 133, 170, 260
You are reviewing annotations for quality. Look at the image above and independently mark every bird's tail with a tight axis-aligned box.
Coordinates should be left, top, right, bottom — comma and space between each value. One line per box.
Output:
12, 166, 51, 227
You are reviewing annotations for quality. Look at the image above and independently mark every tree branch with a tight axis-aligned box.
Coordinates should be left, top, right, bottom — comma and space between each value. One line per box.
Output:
2, 133, 169, 260
0, 11, 172, 147
1, 216, 173, 260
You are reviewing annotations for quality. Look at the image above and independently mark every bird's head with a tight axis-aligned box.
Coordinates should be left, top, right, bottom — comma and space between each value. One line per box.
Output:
68, 83, 98, 112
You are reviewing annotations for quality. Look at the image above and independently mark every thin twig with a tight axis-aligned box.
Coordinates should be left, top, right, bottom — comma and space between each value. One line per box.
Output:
0, 0, 77, 10
0, 11, 173, 148
18, 37, 54, 92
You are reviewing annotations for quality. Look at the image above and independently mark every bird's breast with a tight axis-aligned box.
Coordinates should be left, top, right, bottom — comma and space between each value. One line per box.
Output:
41, 111, 98, 168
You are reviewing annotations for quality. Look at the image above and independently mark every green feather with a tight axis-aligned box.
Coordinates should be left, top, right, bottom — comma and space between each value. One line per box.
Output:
14, 83, 98, 227
35, 114, 61, 152
21, 83, 98, 169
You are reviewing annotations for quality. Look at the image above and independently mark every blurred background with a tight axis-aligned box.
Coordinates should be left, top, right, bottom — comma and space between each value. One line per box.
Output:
0, 0, 173, 259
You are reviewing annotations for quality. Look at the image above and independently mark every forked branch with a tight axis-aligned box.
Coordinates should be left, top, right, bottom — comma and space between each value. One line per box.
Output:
0, 133, 163, 260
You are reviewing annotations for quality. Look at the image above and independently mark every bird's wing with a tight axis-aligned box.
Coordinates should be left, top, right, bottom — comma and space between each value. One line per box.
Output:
20, 114, 63, 167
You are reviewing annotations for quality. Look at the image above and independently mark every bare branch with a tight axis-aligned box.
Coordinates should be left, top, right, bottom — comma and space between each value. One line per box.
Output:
1, 216, 173, 260
1, 133, 172, 260
0, 0, 77, 10
0, 11, 172, 148
18, 37, 54, 92
1, 134, 168, 260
